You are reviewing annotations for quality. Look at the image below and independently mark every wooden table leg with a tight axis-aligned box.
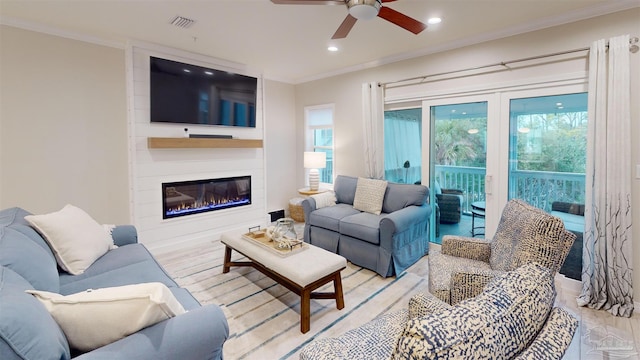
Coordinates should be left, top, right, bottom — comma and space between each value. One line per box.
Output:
301, 289, 311, 333
222, 246, 232, 273
334, 273, 344, 310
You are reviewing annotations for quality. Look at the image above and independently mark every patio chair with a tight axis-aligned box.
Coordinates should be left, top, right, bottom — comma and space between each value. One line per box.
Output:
428, 199, 576, 304
433, 181, 464, 224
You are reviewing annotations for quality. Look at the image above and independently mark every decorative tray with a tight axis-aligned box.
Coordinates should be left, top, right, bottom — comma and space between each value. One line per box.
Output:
241, 228, 307, 257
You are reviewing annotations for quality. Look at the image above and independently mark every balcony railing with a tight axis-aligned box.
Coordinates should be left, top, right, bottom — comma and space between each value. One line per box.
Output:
508, 169, 585, 212
385, 165, 585, 214
434, 165, 585, 213
434, 166, 485, 214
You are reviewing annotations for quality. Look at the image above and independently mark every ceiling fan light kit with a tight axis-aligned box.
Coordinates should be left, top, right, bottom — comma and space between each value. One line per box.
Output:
347, 0, 381, 20
272, 0, 426, 39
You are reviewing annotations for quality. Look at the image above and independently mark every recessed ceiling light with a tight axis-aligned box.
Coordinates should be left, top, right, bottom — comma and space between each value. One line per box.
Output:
328, 46, 339, 52
427, 17, 442, 25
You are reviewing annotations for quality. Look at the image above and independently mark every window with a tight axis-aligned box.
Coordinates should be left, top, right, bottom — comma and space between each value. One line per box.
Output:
305, 105, 334, 184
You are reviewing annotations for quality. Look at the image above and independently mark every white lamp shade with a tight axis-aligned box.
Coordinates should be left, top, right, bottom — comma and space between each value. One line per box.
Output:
304, 152, 326, 169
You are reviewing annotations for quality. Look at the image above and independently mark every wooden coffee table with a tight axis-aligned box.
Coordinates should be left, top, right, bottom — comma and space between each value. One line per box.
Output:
221, 231, 346, 333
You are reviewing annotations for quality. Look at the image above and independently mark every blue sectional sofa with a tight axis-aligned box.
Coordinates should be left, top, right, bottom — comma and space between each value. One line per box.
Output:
302, 175, 432, 277
0, 207, 228, 360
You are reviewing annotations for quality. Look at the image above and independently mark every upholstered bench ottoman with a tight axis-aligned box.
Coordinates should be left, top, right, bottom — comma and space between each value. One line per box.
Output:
221, 231, 347, 333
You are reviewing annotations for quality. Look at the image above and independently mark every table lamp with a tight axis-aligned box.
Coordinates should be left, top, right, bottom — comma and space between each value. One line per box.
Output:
304, 152, 326, 191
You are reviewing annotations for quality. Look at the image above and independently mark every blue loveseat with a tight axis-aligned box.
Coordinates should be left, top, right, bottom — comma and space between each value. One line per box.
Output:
302, 175, 432, 277
0, 207, 228, 360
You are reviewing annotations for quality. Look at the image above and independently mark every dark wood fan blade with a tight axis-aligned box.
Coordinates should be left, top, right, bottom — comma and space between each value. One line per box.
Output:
271, 0, 344, 4
377, 6, 427, 35
332, 14, 357, 39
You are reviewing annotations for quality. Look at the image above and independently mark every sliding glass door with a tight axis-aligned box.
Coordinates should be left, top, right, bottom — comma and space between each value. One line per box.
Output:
423, 97, 491, 244
506, 91, 587, 280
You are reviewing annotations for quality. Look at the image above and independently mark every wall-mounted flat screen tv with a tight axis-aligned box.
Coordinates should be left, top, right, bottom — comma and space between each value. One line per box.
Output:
150, 56, 257, 127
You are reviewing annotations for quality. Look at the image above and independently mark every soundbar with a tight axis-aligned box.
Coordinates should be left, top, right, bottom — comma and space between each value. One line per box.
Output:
189, 134, 233, 139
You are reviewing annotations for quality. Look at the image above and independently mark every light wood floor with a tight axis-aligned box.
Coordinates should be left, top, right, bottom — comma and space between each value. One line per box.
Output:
557, 285, 640, 359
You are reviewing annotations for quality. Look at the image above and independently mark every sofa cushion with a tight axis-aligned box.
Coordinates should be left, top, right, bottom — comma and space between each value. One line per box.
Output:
395, 263, 556, 359
353, 178, 388, 215
59, 244, 179, 295
308, 203, 361, 232
334, 175, 358, 205
382, 183, 428, 214
25, 204, 114, 275
0, 207, 57, 259
0, 266, 70, 360
427, 249, 494, 304
340, 212, 383, 245
0, 227, 60, 293
170, 286, 204, 311
28, 282, 186, 352
489, 200, 565, 271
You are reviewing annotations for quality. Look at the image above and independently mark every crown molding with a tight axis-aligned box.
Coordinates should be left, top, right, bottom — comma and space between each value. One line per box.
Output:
0, 16, 125, 50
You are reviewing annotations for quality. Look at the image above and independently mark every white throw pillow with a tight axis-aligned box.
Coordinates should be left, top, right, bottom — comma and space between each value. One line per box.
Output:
311, 191, 337, 209
353, 178, 388, 215
25, 204, 114, 275
27, 282, 186, 351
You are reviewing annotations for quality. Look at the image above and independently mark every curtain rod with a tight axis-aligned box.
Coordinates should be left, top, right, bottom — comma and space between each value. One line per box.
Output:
382, 36, 638, 89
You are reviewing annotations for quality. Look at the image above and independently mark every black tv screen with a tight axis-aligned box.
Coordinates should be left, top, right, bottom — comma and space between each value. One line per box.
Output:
150, 56, 257, 127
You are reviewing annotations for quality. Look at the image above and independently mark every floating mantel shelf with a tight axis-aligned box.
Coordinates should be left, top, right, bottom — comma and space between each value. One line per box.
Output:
147, 137, 263, 149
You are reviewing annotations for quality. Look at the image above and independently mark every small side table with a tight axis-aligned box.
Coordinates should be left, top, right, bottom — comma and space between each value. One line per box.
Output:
298, 188, 328, 196
471, 201, 485, 237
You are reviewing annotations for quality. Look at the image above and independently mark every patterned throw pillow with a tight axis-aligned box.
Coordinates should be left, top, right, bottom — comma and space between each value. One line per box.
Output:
353, 178, 388, 215
394, 263, 556, 359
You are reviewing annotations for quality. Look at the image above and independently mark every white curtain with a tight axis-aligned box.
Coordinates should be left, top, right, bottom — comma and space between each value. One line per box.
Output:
362, 82, 385, 179
577, 35, 634, 317
384, 113, 422, 184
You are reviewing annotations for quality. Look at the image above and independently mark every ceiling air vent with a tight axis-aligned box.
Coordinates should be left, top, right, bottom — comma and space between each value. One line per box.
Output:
169, 15, 196, 29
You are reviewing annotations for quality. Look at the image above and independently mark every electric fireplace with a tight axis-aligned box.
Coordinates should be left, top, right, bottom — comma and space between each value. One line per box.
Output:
162, 176, 251, 219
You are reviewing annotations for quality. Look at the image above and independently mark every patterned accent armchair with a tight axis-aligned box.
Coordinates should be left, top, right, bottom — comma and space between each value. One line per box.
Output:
300, 263, 578, 360
428, 199, 575, 305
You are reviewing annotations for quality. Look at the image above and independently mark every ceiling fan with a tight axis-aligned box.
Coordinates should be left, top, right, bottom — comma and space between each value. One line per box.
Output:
271, 0, 427, 39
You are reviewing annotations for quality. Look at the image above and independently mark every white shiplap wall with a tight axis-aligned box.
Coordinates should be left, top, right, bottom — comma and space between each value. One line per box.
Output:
127, 43, 266, 252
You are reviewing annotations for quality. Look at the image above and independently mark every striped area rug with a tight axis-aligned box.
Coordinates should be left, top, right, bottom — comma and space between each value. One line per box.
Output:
155, 239, 430, 360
